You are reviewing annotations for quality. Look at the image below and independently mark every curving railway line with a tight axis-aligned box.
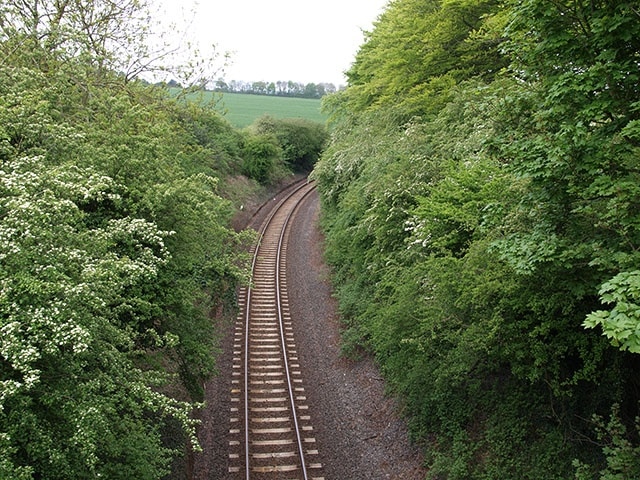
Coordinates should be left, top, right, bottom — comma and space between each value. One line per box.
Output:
227, 180, 325, 480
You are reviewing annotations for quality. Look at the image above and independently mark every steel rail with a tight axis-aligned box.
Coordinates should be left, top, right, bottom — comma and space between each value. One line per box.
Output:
274, 184, 316, 480
242, 180, 316, 480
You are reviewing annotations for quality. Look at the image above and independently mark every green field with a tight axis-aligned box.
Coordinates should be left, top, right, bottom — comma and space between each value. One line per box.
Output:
169, 88, 326, 128
217, 92, 326, 128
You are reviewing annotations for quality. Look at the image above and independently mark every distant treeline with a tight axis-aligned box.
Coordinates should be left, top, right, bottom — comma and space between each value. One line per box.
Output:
166, 78, 340, 98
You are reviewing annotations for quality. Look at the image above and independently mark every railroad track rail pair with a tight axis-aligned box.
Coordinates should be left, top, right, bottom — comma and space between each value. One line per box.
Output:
228, 181, 325, 480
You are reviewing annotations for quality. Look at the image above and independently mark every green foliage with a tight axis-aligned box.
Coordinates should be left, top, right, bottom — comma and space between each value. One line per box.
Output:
0, 4, 254, 475
574, 404, 640, 480
339, 0, 507, 118
0, 157, 189, 479
585, 271, 640, 353
241, 134, 282, 183
495, 0, 640, 345
0, 0, 218, 85
249, 115, 328, 171
314, 0, 640, 477
170, 102, 245, 176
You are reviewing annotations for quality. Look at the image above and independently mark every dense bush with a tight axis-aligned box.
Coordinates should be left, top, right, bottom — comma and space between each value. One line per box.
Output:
241, 134, 282, 183
249, 115, 328, 171
313, 0, 640, 477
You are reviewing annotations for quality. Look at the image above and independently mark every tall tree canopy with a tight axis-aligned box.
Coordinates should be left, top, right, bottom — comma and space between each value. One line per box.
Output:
334, 0, 506, 117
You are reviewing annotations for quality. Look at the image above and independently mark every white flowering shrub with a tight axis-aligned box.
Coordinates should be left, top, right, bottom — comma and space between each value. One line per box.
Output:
0, 155, 197, 478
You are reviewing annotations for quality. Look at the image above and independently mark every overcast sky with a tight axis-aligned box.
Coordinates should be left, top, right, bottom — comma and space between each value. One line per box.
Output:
158, 1, 389, 86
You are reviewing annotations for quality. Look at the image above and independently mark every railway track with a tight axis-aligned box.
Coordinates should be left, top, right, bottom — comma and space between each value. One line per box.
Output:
228, 180, 325, 480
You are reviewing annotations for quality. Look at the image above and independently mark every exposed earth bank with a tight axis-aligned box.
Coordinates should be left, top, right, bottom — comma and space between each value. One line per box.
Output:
191, 178, 426, 479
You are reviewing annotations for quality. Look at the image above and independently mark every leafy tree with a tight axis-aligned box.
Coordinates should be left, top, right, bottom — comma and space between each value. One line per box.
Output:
215, 80, 336, 98
251, 81, 267, 94
0, 0, 222, 85
303, 82, 319, 98
250, 115, 328, 171
338, 0, 506, 117
585, 271, 640, 353
493, 0, 640, 349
